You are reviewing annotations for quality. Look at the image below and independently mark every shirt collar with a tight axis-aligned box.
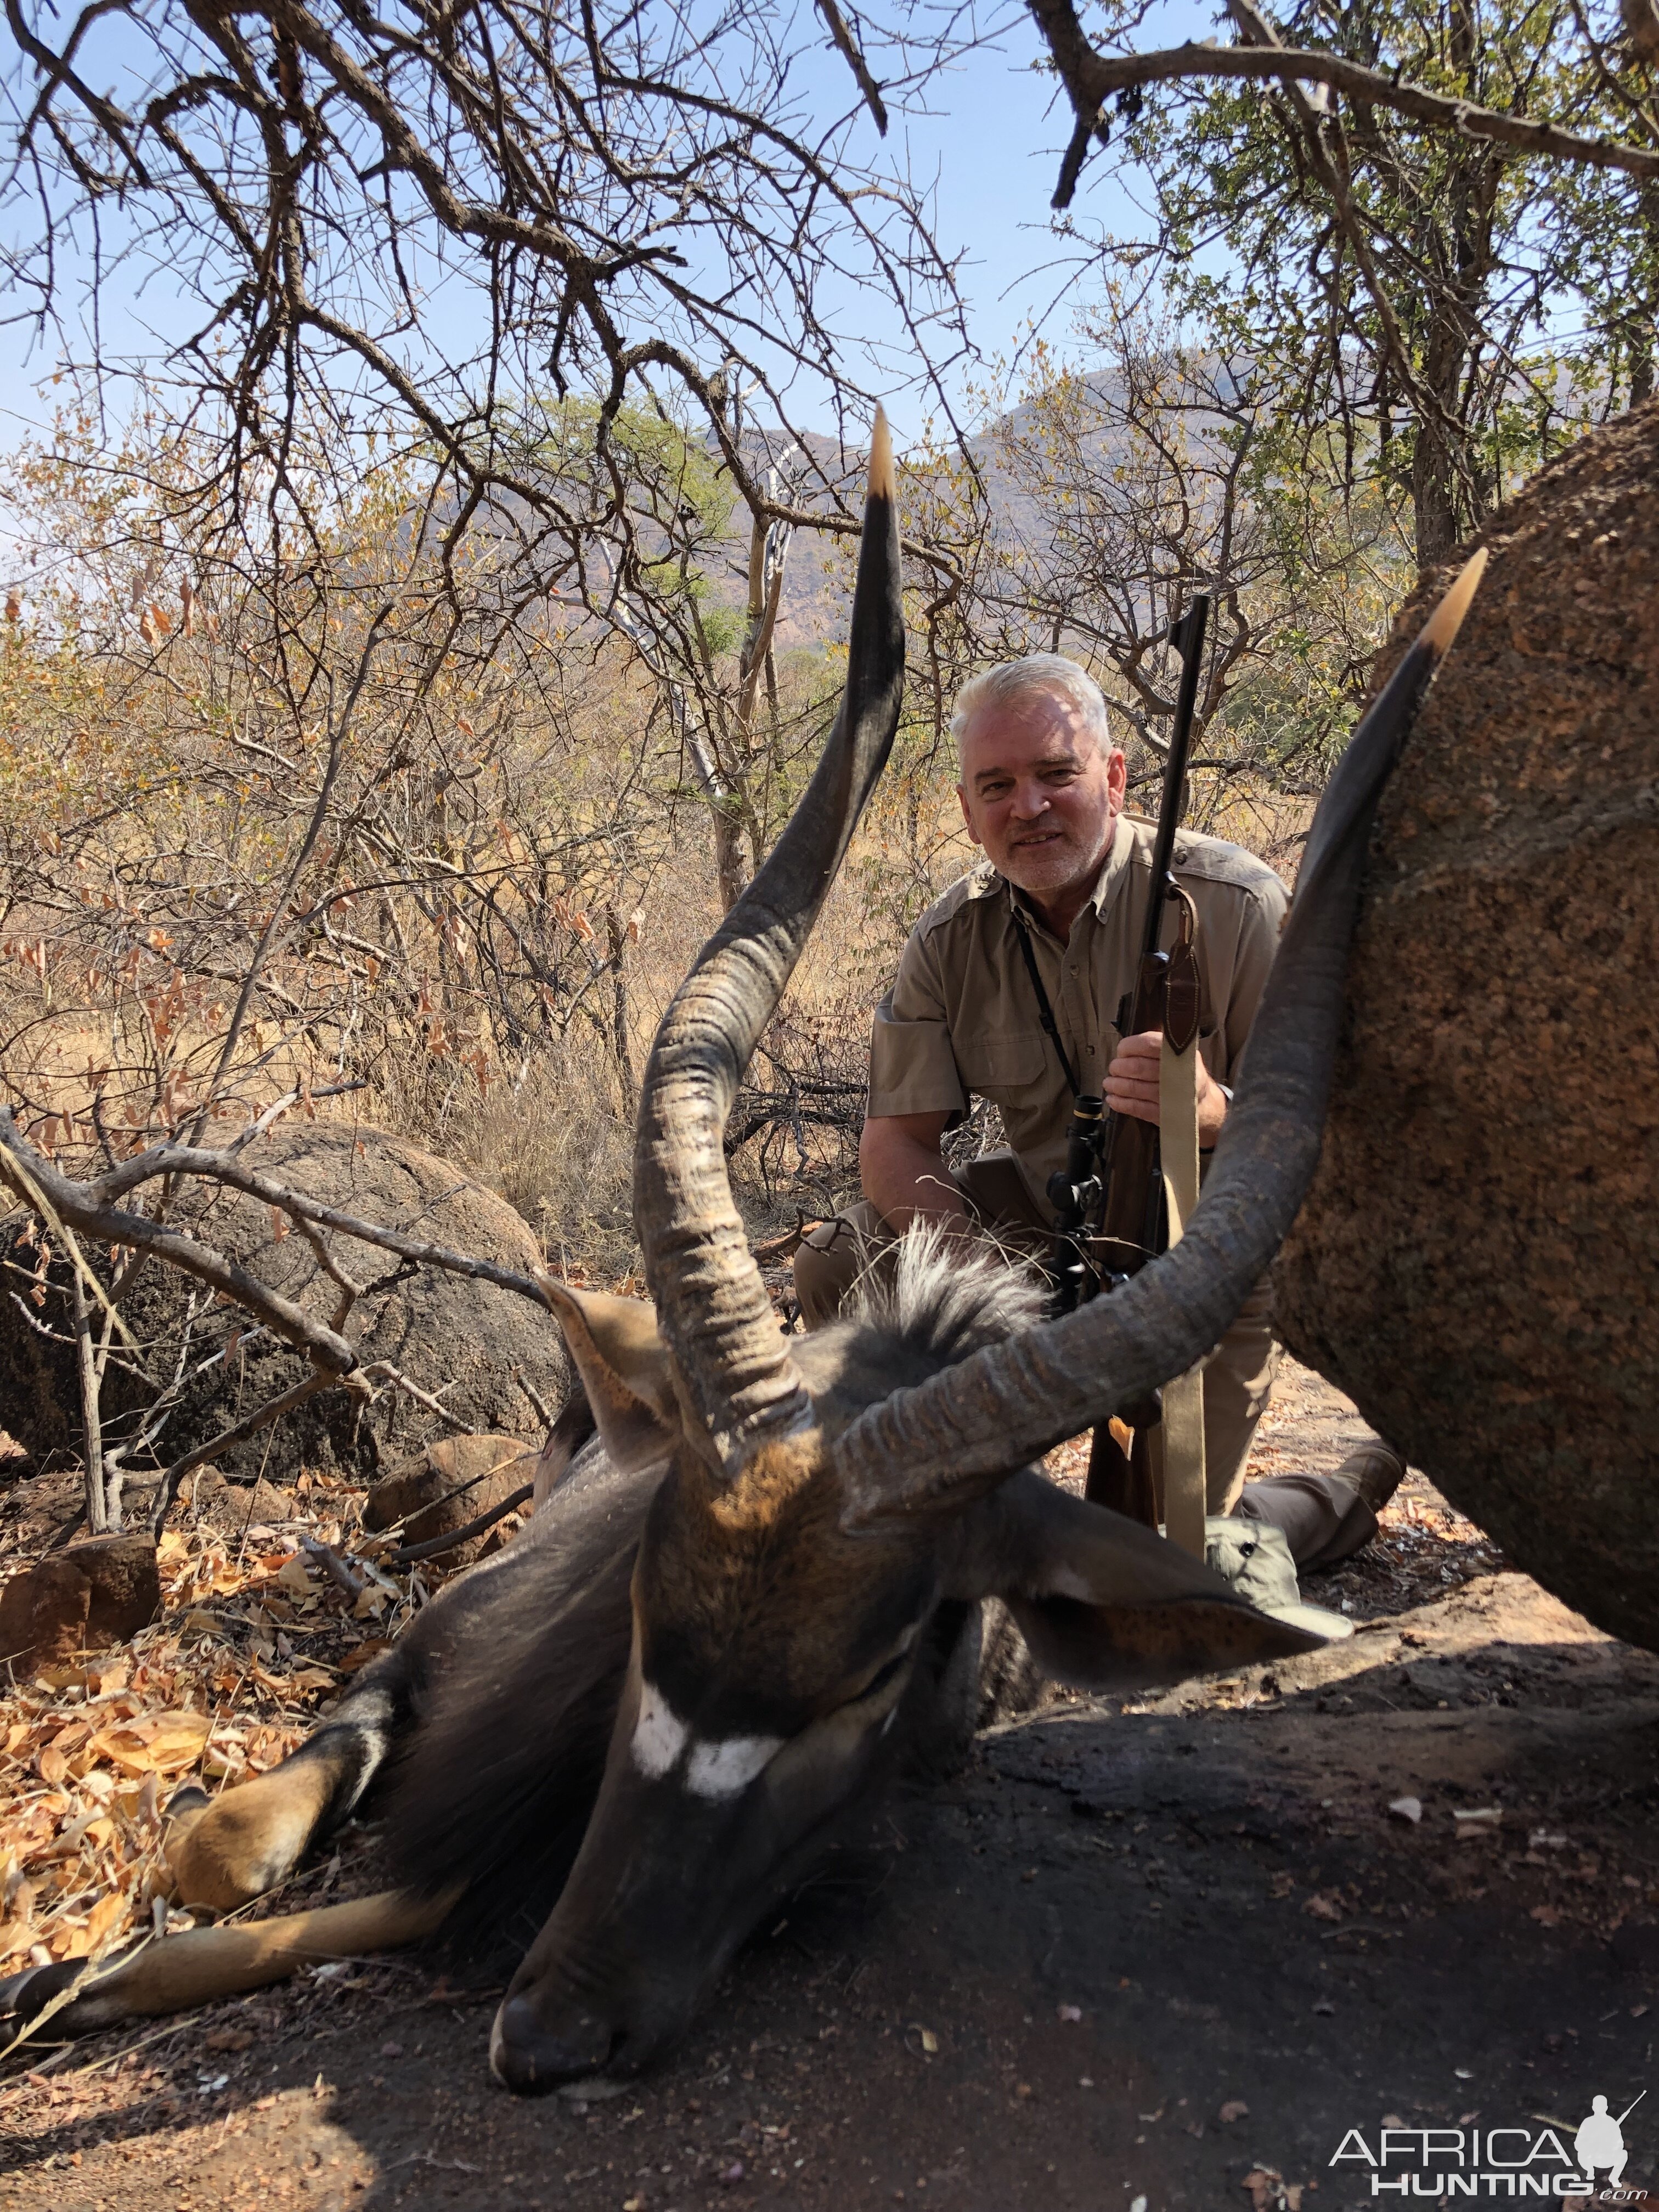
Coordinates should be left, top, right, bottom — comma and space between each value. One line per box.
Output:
1090, 809, 1139, 919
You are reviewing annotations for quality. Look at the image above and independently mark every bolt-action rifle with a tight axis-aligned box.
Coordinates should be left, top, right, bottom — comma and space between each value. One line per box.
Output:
1042, 594, 1211, 1523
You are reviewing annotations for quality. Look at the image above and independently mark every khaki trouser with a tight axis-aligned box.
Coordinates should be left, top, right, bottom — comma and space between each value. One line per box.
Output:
793, 1157, 1375, 1572
1234, 1472, 1378, 1573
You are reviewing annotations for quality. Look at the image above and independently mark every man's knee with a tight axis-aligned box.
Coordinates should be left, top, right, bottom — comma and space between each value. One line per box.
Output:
793, 1201, 888, 1328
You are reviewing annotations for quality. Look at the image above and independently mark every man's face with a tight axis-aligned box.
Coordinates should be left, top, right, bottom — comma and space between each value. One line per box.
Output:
956, 686, 1126, 902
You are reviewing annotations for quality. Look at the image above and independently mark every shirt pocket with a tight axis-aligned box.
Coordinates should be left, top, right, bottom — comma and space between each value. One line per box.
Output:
955, 1025, 1049, 1105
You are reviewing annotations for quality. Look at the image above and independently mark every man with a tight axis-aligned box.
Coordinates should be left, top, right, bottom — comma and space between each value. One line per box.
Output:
794, 652, 1401, 1570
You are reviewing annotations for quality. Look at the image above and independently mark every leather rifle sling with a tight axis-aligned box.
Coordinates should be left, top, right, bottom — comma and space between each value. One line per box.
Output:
1158, 889, 1207, 1559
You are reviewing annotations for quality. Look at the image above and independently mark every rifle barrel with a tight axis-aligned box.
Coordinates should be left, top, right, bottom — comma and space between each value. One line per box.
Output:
1091, 591, 1211, 1286
1141, 592, 1210, 968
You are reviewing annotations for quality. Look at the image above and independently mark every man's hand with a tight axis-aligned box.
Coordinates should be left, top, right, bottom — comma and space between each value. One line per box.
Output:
1104, 1030, 1229, 1148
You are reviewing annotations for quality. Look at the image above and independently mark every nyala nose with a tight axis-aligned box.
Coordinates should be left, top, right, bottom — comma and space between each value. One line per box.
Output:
489, 1991, 613, 2094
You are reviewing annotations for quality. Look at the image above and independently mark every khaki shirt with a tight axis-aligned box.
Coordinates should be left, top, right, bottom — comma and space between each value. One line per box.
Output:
866, 811, 1288, 1213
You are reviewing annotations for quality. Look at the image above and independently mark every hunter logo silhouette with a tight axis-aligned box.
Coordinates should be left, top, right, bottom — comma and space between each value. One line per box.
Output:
1577, 2093, 1643, 2189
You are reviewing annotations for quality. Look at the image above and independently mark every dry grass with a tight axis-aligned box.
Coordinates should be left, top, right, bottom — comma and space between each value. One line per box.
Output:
381, 1040, 640, 1286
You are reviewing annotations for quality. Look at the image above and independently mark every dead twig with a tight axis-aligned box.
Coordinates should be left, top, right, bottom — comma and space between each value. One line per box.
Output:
0, 2008, 212, 2096
0, 1111, 357, 1375
298, 1534, 365, 1599
752, 1216, 827, 1265
514, 1366, 556, 1433
360, 1362, 473, 1432
88, 1139, 550, 1312
0, 1135, 142, 1357
149, 1371, 343, 1537
229, 1080, 369, 1154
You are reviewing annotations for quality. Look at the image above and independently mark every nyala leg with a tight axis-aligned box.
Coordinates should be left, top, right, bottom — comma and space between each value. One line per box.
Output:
0, 1887, 453, 2038
167, 1656, 409, 1911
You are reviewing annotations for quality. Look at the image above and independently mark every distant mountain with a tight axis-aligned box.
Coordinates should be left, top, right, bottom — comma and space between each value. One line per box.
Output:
713, 379, 1137, 654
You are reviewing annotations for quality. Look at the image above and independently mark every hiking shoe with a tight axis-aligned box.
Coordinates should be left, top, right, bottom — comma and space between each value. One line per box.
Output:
1333, 1440, 1407, 1515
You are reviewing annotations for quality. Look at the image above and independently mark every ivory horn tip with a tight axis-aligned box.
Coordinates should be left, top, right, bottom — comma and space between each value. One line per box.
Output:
867, 405, 895, 503
1420, 544, 1488, 658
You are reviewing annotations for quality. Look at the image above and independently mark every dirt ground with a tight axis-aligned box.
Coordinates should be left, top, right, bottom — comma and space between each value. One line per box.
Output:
5, 1363, 1659, 2212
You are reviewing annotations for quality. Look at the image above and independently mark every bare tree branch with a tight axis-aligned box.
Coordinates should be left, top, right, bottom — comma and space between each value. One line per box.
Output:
0, 1110, 359, 1372
812, 0, 890, 136
146, 1371, 338, 1537
1025, 0, 1659, 202
87, 1141, 551, 1309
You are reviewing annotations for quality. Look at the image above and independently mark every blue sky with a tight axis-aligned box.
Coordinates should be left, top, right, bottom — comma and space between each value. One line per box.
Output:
728, 0, 1217, 439
0, 0, 1215, 449
830, 21, 1157, 433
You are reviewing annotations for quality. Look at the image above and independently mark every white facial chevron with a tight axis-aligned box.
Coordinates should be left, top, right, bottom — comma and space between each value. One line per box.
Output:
631, 1679, 690, 1778
630, 1679, 783, 1799
686, 1733, 783, 1800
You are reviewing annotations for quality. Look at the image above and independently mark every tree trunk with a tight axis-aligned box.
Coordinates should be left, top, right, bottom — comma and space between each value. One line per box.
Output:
72, 1269, 111, 1534
685, 725, 752, 914
1409, 410, 1463, 570
709, 804, 750, 915
1274, 398, 1659, 1650
1628, 179, 1659, 406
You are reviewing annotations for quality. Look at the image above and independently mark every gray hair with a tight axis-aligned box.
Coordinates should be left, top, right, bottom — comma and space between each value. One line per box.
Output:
950, 654, 1112, 768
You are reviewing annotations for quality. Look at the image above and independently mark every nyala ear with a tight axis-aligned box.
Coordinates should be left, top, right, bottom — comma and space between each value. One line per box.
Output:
535, 1274, 686, 1476
956, 1471, 1346, 1695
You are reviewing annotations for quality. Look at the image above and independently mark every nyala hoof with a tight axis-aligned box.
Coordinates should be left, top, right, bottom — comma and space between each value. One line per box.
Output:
163, 1767, 332, 1912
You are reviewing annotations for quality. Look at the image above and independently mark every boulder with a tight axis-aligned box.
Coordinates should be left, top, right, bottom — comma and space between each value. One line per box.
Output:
1274, 399, 1659, 1649
363, 1432, 537, 1564
0, 1121, 570, 1487
0, 1534, 161, 1665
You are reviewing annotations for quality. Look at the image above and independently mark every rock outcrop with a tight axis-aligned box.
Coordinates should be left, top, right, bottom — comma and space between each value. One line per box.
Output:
0, 1534, 161, 1665
1275, 400, 1659, 1648
362, 1432, 538, 1565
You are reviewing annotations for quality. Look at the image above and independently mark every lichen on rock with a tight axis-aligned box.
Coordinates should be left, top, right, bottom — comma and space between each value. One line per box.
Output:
1274, 398, 1659, 1650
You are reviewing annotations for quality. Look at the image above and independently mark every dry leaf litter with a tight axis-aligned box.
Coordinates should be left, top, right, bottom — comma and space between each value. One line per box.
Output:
0, 1464, 514, 1990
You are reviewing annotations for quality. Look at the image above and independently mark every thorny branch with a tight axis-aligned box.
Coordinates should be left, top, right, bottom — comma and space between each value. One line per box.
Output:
2, 0, 973, 614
